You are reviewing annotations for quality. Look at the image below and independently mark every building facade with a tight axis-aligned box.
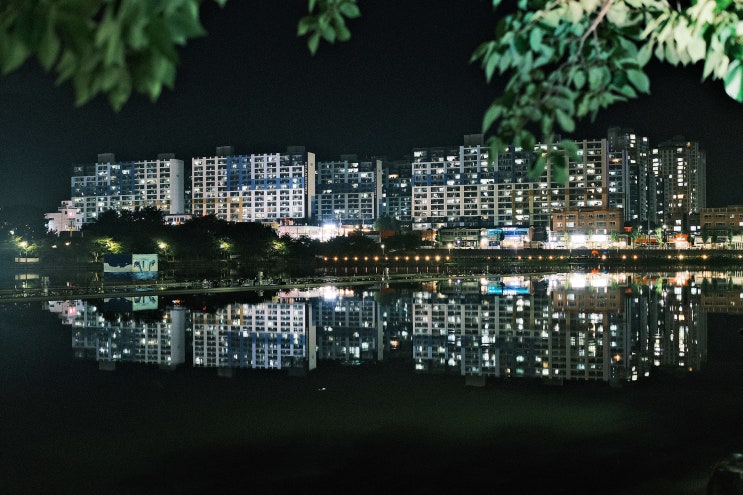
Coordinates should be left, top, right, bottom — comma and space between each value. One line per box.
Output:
651, 136, 707, 233
607, 127, 650, 225
314, 155, 382, 228
411, 134, 495, 231
44, 200, 83, 234
380, 159, 413, 228
551, 207, 625, 248
71, 153, 185, 225
191, 146, 315, 223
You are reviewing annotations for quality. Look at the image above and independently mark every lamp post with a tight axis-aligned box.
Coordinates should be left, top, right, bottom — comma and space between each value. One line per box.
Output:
18, 240, 29, 289
381, 243, 385, 257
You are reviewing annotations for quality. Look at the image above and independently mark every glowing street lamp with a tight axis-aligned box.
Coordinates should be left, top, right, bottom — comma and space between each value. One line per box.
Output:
381, 243, 385, 257
19, 240, 28, 259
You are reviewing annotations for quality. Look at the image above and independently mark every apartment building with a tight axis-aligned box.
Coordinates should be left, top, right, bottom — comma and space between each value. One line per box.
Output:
607, 127, 651, 224
410, 135, 614, 240
191, 146, 315, 223
551, 207, 624, 247
380, 159, 413, 227
651, 136, 707, 233
71, 153, 185, 225
411, 134, 495, 230
314, 155, 382, 228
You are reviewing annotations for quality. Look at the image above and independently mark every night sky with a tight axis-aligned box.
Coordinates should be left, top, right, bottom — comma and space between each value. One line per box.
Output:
1, 1, 742, 212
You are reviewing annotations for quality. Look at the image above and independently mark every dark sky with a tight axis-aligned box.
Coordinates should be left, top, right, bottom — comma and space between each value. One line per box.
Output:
1, 0, 742, 212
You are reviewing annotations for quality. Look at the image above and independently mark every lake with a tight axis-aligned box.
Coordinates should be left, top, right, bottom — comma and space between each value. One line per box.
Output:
2, 270, 743, 494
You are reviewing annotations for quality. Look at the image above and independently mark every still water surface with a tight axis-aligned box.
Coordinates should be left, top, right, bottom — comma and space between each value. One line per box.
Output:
2, 270, 743, 494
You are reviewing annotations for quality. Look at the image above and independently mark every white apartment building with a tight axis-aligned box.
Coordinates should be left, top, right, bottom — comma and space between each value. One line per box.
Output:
71, 152, 185, 225
44, 200, 83, 234
191, 146, 315, 223
411, 136, 613, 236
411, 135, 495, 230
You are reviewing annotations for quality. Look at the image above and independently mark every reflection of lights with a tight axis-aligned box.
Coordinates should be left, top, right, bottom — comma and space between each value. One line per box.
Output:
569, 273, 587, 288
589, 276, 609, 288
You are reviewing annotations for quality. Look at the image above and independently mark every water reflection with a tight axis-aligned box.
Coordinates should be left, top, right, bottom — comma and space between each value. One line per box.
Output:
45, 270, 743, 386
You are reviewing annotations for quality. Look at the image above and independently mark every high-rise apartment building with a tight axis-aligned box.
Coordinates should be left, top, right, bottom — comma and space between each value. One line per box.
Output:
411, 134, 495, 230
651, 136, 707, 233
380, 159, 413, 227
314, 155, 382, 228
191, 146, 315, 223
607, 127, 651, 225
71, 153, 185, 225
411, 136, 615, 238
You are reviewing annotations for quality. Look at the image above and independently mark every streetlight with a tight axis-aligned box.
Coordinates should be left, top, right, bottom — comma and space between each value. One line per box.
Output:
19, 240, 28, 260
18, 240, 29, 289
381, 243, 385, 257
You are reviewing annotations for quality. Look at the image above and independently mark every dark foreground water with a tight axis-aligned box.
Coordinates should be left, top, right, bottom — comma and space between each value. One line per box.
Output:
2, 274, 743, 495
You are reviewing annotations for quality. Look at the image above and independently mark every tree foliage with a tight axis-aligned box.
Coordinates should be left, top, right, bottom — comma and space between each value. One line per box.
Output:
472, 0, 743, 181
3, 0, 743, 182
1, 0, 227, 110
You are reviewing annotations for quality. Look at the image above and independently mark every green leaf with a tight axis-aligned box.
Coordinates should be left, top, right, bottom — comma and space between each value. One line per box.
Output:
485, 52, 498, 82
617, 83, 638, 98
297, 16, 313, 36
1, 36, 30, 74
529, 27, 543, 52
37, 25, 61, 71
339, 2, 360, 18
723, 60, 743, 102
573, 69, 586, 89
482, 103, 503, 133
336, 25, 351, 42
528, 155, 547, 179
555, 108, 575, 133
637, 42, 653, 66
321, 23, 336, 43
308, 32, 320, 55
559, 139, 579, 162
552, 160, 568, 184
626, 69, 650, 93
588, 66, 604, 90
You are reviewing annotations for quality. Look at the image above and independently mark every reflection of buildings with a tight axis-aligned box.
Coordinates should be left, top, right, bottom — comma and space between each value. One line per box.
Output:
192, 302, 315, 375
655, 276, 707, 371
43, 273, 716, 383
550, 278, 629, 384
410, 272, 708, 385
313, 291, 380, 364
49, 299, 186, 370
378, 288, 415, 361
699, 274, 743, 313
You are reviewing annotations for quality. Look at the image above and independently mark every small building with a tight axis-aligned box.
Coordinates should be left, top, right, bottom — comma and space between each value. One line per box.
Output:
551, 207, 624, 249
45, 200, 83, 235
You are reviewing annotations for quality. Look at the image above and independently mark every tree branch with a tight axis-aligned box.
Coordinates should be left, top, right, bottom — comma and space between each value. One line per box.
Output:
579, 0, 615, 52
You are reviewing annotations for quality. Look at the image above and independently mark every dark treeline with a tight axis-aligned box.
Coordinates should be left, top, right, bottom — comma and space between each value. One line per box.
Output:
1, 207, 430, 279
